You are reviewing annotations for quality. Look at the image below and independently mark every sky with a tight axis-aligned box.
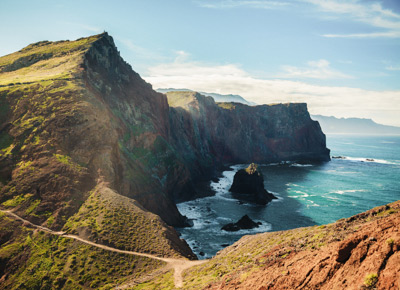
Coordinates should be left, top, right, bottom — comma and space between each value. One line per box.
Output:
1, 0, 400, 126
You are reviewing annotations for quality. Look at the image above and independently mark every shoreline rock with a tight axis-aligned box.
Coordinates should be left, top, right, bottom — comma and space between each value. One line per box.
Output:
229, 163, 276, 205
221, 215, 262, 232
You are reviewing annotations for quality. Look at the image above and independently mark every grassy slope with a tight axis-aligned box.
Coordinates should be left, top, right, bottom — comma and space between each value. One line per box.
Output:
0, 211, 163, 290
0, 71, 93, 227
165, 91, 198, 108
0, 35, 99, 85
63, 184, 193, 258
0, 34, 102, 224
0, 34, 192, 289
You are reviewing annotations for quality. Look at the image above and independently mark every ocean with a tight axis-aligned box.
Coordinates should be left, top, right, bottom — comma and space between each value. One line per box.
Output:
176, 134, 400, 259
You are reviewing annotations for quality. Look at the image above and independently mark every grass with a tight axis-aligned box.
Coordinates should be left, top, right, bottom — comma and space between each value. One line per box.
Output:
54, 154, 83, 172
386, 238, 394, 245
0, 210, 164, 290
0, 34, 102, 84
364, 273, 378, 288
131, 271, 175, 290
165, 91, 198, 108
217, 102, 237, 110
1, 193, 34, 207
62, 185, 186, 258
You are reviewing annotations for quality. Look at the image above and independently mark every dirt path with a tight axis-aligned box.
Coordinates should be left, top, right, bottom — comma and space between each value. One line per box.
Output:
1, 210, 208, 288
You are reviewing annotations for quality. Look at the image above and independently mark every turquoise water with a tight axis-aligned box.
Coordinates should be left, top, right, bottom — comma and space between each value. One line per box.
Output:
177, 134, 400, 259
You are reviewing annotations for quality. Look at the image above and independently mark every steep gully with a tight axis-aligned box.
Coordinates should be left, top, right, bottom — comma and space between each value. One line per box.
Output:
1, 210, 207, 288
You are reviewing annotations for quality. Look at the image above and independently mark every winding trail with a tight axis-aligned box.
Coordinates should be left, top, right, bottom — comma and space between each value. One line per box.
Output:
1, 210, 208, 288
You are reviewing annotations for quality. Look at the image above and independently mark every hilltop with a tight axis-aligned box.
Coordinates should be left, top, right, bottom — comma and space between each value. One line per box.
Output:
157, 88, 257, 106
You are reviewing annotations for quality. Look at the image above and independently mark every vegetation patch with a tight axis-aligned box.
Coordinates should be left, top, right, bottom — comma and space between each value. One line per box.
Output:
63, 186, 187, 258
131, 271, 175, 290
363, 273, 378, 288
54, 154, 83, 172
217, 102, 237, 110
0, 231, 163, 290
1, 193, 34, 207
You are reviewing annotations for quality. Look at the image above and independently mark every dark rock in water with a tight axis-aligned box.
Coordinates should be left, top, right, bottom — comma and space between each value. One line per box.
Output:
366, 158, 375, 162
332, 156, 346, 159
199, 252, 205, 256
221, 215, 262, 232
229, 163, 276, 205
221, 244, 230, 247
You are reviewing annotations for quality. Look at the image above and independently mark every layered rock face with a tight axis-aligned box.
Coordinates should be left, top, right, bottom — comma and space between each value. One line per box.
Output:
166, 91, 330, 165
229, 163, 276, 205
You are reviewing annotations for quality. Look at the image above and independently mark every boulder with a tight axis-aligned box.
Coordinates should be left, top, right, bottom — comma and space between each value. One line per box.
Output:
221, 215, 261, 232
229, 163, 276, 205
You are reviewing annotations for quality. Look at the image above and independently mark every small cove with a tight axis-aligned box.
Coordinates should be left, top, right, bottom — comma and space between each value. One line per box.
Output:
177, 135, 400, 259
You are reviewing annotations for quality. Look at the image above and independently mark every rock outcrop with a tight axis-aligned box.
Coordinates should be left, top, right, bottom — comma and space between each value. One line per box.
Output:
229, 163, 276, 205
183, 201, 400, 290
221, 215, 261, 231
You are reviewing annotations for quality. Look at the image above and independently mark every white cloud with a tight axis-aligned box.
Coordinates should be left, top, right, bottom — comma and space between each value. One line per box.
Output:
323, 31, 400, 38
196, 0, 290, 9
386, 65, 400, 71
279, 59, 353, 79
116, 38, 166, 62
304, 0, 400, 38
144, 58, 400, 126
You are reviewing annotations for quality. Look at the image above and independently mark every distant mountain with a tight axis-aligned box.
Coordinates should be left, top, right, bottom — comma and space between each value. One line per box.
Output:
157, 88, 257, 106
312, 115, 400, 135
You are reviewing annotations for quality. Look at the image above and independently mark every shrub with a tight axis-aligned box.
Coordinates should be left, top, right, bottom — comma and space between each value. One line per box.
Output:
364, 273, 378, 288
386, 238, 394, 245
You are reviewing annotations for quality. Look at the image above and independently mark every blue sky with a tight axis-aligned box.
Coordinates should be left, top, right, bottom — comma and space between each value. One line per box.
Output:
1, 0, 400, 126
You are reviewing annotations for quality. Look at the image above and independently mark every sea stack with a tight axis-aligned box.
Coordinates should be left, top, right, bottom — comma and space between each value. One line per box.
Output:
229, 163, 276, 205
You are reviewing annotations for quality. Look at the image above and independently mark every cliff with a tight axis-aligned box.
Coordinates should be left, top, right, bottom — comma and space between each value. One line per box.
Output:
0, 33, 330, 288
167, 91, 330, 166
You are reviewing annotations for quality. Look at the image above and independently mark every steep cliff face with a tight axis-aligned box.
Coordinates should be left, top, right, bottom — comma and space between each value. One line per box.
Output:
167, 91, 329, 165
166, 91, 330, 200
80, 34, 189, 226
